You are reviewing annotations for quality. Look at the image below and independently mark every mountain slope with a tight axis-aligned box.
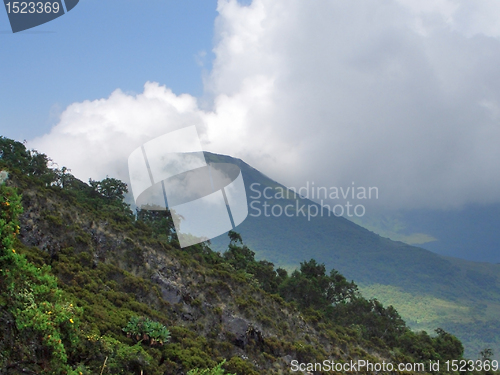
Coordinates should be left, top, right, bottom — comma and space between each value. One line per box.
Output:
206, 152, 500, 359
349, 204, 500, 263
3, 136, 487, 374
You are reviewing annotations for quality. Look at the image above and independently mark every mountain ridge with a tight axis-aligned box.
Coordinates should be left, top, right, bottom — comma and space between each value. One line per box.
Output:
1, 135, 487, 374
205, 152, 500, 359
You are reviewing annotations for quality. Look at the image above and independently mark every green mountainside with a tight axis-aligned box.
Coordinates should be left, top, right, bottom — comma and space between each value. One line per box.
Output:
1, 138, 498, 374
206, 153, 500, 360
348, 203, 500, 264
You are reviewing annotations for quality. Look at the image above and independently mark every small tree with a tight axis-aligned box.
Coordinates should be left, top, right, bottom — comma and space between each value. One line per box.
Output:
228, 230, 242, 245
89, 177, 128, 201
433, 328, 464, 360
122, 316, 170, 346
480, 348, 494, 361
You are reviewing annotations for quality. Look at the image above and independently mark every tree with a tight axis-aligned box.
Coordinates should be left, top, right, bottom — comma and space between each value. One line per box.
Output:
433, 328, 464, 360
279, 259, 358, 311
223, 241, 255, 271
480, 348, 494, 361
0, 137, 56, 185
89, 177, 128, 201
222, 232, 285, 293
136, 207, 177, 242
228, 230, 242, 245
0, 136, 31, 172
53, 166, 73, 188
327, 269, 358, 305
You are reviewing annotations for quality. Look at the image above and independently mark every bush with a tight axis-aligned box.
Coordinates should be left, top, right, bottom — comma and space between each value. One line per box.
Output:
187, 360, 235, 375
0, 184, 81, 374
123, 316, 171, 346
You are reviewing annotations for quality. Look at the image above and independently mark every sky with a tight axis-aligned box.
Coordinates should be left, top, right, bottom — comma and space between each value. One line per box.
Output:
1, 0, 217, 138
2, 0, 500, 213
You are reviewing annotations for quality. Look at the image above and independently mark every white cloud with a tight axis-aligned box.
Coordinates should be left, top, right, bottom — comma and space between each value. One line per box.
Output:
31, 83, 205, 184
30, 0, 500, 210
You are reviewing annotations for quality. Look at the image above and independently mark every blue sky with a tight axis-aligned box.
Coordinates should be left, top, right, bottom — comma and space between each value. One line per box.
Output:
4, 0, 500, 214
1, 0, 217, 140
2, 0, 500, 261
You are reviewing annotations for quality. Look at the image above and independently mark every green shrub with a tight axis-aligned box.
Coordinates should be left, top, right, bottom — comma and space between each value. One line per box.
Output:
188, 360, 235, 375
0, 184, 81, 374
123, 316, 171, 346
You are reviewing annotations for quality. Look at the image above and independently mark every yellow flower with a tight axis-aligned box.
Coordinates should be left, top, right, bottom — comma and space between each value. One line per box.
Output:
48, 311, 52, 314
69, 319, 74, 324
5, 202, 10, 206
12, 249, 15, 253
70, 304, 73, 307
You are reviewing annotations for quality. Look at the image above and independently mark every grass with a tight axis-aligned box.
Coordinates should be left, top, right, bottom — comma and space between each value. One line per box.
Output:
358, 283, 500, 360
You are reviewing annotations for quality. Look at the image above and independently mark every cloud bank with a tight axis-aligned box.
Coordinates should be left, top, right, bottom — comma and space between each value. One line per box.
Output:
31, 0, 500, 210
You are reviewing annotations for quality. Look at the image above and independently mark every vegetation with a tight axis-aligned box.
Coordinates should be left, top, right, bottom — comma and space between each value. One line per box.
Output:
205, 152, 500, 360
123, 316, 171, 346
1, 136, 499, 374
187, 361, 234, 375
1, 176, 80, 373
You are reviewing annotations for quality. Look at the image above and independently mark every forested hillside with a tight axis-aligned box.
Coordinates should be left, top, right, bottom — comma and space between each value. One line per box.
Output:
0, 136, 498, 374
206, 153, 500, 360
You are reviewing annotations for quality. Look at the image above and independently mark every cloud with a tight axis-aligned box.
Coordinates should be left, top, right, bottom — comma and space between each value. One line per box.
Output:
30, 0, 500, 210
31, 84, 205, 185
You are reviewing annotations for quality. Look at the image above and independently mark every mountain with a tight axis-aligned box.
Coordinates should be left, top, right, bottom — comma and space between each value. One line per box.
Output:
206, 152, 500, 360
349, 204, 500, 264
4, 136, 494, 374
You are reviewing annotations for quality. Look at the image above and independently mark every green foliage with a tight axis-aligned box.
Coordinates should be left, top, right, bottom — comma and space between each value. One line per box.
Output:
222, 234, 286, 294
279, 259, 358, 310
208, 151, 500, 361
136, 207, 177, 243
396, 327, 466, 363
433, 327, 465, 360
0, 137, 54, 180
95, 335, 155, 374
123, 316, 171, 346
224, 357, 258, 375
481, 348, 495, 361
2, 137, 497, 374
89, 177, 128, 201
0, 184, 80, 374
187, 360, 235, 375
223, 231, 469, 363
227, 230, 242, 245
